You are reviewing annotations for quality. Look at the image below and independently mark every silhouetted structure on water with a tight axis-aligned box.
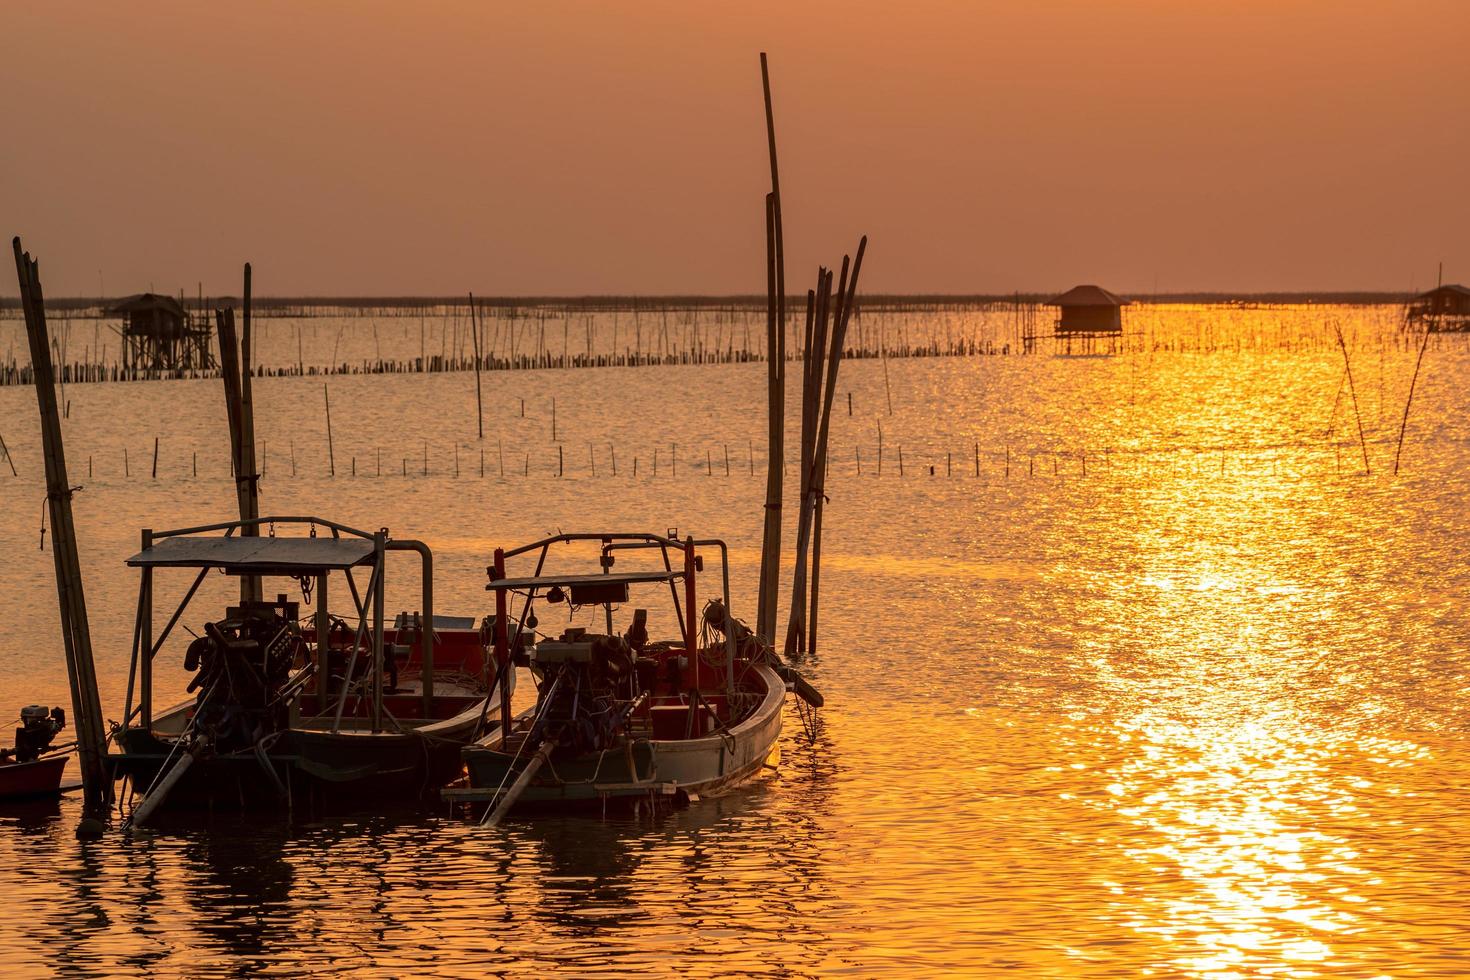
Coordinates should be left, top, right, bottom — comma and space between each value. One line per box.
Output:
1408, 284, 1470, 332
1050, 284, 1126, 336
109, 293, 214, 371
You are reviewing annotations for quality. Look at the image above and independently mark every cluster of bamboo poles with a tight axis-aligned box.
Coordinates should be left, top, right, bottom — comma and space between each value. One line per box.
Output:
752, 53, 871, 661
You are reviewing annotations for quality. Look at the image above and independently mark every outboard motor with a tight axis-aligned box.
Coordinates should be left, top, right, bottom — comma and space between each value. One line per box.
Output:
182, 597, 301, 752
1, 705, 66, 763
530, 628, 638, 755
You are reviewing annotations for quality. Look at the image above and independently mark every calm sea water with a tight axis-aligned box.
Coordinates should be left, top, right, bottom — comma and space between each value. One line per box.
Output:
1, 305, 1467, 977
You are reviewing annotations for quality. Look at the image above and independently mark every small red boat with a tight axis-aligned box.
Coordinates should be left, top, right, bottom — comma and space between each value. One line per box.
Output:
0, 705, 71, 801
0, 756, 69, 800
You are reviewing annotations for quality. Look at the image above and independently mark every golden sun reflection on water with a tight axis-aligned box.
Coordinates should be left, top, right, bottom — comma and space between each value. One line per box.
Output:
1092, 716, 1419, 978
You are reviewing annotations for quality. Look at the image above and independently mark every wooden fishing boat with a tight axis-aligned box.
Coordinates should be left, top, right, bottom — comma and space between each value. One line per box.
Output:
110, 516, 510, 822
446, 532, 819, 822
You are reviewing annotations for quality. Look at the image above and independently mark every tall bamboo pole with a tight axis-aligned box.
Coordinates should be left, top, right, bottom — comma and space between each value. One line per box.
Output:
757, 195, 784, 645
239, 264, 261, 601
13, 238, 110, 818
216, 308, 256, 604
756, 54, 787, 647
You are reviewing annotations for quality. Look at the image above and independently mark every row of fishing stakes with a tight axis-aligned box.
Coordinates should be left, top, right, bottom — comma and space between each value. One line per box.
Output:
6, 300, 1460, 390
11, 436, 1401, 483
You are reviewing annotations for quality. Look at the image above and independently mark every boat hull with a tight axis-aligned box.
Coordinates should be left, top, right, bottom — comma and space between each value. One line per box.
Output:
0, 755, 69, 801
460, 665, 784, 807
110, 692, 498, 810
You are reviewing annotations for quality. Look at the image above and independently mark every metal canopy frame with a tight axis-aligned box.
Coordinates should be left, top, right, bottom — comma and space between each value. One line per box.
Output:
121, 515, 438, 737
485, 532, 740, 741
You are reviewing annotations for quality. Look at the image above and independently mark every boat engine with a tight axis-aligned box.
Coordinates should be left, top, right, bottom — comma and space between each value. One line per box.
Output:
1, 705, 66, 763
530, 628, 636, 755
182, 597, 301, 752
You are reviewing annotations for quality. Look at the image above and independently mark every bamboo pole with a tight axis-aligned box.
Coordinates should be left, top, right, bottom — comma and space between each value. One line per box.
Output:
239, 264, 262, 601
756, 194, 784, 646
756, 52, 787, 648
785, 275, 830, 655
324, 384, 335, 476
215, 308, 256, 604
1333, 322, 1371, 474
13, 237, 110, 821
1, 432, 17, 476
805, 240, 866, 657
469, 292, 484, 439
1393, 318, 1434, 476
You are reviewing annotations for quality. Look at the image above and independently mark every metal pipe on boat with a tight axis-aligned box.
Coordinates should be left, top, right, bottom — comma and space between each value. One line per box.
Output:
372, 531, 386, 733
141, 529, 153, 729
693, 539, 738, 696
492, 548, 512, 746
387, 540, 434, 719
481, 737, 557, 827
683, 538, 698, 691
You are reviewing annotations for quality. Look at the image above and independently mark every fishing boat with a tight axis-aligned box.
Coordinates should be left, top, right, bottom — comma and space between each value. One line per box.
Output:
110, 515, 509, 822
447, 532, 820, 822
0, 706, 70, 801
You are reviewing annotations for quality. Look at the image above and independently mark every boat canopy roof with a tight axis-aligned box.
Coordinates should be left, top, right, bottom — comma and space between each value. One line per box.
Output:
488, 570, 682, 591
127, 535, 377, 573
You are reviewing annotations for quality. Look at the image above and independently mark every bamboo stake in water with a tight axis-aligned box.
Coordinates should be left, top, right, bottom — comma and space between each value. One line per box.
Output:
1333, 322, 1372, 474
324, 384, 335, 476
0, 432, 17, 476
469, 292, 485, 439
1393, 318, 1434, 476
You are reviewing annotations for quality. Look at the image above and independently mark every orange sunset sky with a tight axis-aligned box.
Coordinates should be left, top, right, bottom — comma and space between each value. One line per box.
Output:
2, 1, 1466, 296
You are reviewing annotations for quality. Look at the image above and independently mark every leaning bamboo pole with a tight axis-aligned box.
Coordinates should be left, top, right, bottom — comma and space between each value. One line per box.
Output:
1393, 317, 1434, 476
13, 237, 111, 820
1333, 321, 1371, 474
785, 273, 830, 655
808, 239, 866, 656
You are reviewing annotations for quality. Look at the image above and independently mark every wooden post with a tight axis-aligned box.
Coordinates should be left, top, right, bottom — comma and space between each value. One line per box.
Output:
0, 432, 16, 476
13, 237, 111, 817
469, 293, 484, 439
152, 436, 159, 478
324, 384, 335, 476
